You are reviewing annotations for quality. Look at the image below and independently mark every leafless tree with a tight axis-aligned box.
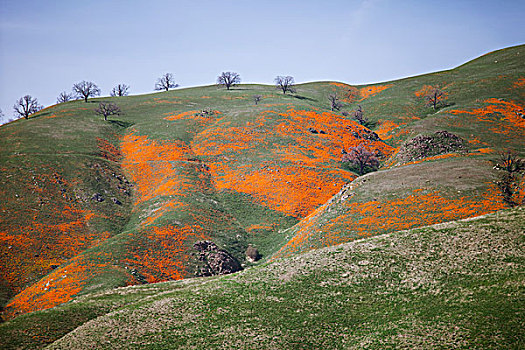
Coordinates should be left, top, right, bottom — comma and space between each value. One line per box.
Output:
342, 144, 380, 175
217, 71, 241, 90
73, 81, 101, 102
353, 105, 369, 125
155, 73, 178, 91
274, 76, 296, 94
253, 94, 262, 105
57, 92, 74, 104
328, 93, 343, 111
493, 151, 525, 207
425, 87, 447, 110
13, 95, 43, 119
95, 102, 121, 121
111, 84, 130, 97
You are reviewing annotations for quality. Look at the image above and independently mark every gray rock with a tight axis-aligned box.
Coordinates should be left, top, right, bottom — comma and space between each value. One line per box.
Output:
91, 193, 104, 202
193, 240, 242, 277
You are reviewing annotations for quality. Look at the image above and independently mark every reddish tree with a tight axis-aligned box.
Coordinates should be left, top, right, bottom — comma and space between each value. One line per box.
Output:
342, 144, 380, 175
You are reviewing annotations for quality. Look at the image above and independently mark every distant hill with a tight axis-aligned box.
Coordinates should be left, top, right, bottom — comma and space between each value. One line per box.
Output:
0, 44, 523, 329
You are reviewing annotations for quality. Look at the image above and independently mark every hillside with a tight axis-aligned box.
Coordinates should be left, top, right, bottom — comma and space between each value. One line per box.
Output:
1, 206, 523, 349
0, 44, 524, 325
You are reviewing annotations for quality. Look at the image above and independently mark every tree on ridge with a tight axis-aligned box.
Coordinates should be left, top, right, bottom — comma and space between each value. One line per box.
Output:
73, 81, 101, 102
155, 73, 179, 91
57, 92, 74, 104
13, 95, 42, 119
111, 84, 130, 97
217, 72, 241, 90
275, 76, 296, 94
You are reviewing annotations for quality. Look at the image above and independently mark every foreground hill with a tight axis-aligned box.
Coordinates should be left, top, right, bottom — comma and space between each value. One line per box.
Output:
0, 45, 524, 322
1, 206, 523, 349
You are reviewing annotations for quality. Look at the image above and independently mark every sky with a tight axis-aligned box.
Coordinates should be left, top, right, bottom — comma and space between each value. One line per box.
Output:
1, 0, 524, 123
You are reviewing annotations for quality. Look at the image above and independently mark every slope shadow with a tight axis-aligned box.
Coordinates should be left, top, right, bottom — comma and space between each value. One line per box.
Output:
107, 120, 134, 128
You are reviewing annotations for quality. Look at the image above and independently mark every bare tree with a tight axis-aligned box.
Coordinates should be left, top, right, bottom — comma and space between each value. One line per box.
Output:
73, 81, 101, 102
57, 92, 74, 104
95, 102, 121, 121
217, 71, 241, 90
155, 73, 178, 91
274, 76, 296, 94
111, 84, 130, 97
13, 95, 42, 119
253, 94, 262, 105
328, 93, 343, 111
342, 144, 380, 175
353, 105, 368, 125
425, 87, 447, 110
493, 151, 525, 207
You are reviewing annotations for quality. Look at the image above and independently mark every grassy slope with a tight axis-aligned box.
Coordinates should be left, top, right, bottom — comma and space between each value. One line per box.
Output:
275, 45, 525, 257
0, 106, 135, 311
0, 80, 390, 319
0, 45, 523, 322
0, 206, 523, 349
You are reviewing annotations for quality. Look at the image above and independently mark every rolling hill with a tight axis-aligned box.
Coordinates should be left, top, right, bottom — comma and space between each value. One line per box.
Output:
0, 45, 524, 348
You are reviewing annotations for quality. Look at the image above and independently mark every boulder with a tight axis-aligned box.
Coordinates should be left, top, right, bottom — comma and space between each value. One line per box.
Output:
193, 241, 242, 277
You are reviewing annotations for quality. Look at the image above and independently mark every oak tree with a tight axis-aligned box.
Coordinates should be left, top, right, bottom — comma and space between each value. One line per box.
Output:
73, 81, 101, 102
111, 84, 130, 97
13, 95, 42, 119
95, 102, 121, 121
57, 92, 74, 103
217, 71, 241, 90
155, 73, 178, 91
275, 76, 296, 94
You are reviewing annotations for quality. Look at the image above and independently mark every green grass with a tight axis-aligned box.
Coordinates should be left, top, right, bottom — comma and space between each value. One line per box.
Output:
1, 206, 523, 349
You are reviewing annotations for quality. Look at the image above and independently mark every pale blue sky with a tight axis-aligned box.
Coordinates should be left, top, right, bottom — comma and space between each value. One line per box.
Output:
1, 0, 524, 123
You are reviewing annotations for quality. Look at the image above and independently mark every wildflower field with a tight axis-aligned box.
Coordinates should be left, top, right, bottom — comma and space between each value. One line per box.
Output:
0, 45, 523, 349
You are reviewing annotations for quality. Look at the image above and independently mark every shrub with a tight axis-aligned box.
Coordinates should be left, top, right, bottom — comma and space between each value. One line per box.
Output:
245, 246, 261, 262
398, 131, 467, 162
